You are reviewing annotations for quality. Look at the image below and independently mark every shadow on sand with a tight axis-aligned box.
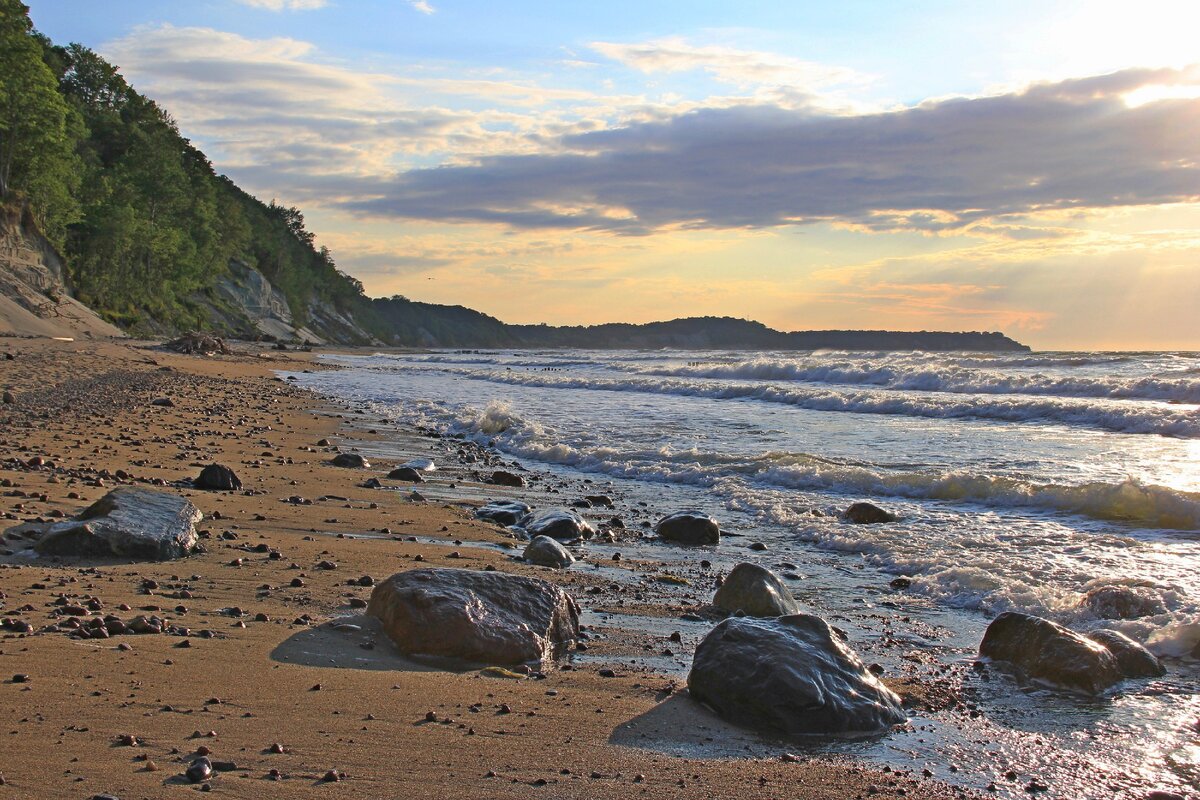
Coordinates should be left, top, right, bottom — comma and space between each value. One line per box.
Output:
269, 614, 450, 673
608, 691, 788, 759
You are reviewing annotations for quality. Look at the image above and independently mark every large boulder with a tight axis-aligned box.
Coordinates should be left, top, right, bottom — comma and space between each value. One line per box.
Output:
32, 488, 201, 561
687, 614, 906, 736
713, 563, 801, 617
844, 502, 897, 524
1082, 585, 1166, 620
979, 612, 1121, 694
520, 508, 594, 541
523, 536, 575, 568
655, 511, 720, 545
475, 500, 532, 527
193, 463, 242, 491
331, 453, 369, 469
1087, 630, 1165, 678
367, 568, 580, 665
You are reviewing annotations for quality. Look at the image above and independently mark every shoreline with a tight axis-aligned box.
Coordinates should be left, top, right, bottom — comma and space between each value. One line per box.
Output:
0, 336, 988, 798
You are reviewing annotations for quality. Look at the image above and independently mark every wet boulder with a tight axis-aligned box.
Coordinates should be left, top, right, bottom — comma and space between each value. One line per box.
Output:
979, 612, 1121, 694
490, 470, 526, 488
193, 463, 242, 491
1087, 630, 1165, 678
712, 563, 801, 617
844, 502, 897, 524
687, 614, 906, 736
523, 535, 575, 569
32, 488, 202, 561
387, 466, 424, 483
367, 568, 580, 665
331, 453, 369, 469
475, 500, 532, 527
520, 508, 595, 541
655, 511, 720, 545
1082, 585, 1166, 620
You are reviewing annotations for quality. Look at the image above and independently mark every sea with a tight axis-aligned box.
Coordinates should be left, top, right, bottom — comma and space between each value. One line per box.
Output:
287, 348, 1200, 799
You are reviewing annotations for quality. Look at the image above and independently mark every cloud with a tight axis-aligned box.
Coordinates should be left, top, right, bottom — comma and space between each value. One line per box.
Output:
591, 37, 864, 90
234, 0, 327, 10
341, 66, 1200, 234
409, 0, 435, 14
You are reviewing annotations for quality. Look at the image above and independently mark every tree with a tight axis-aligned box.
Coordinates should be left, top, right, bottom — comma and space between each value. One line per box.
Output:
0, 0, 79, 239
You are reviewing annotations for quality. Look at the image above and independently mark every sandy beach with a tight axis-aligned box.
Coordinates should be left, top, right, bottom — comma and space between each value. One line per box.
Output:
0, 336, 986, 800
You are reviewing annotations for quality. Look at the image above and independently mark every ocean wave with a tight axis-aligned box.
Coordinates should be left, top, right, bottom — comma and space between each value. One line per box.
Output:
460, 371, 1200, 438
638, 358, 1200, 403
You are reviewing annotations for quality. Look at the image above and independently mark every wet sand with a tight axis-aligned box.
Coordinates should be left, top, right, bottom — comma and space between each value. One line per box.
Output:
0, 336, 978, 799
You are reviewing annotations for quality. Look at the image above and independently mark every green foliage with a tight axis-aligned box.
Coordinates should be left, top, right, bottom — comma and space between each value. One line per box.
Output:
1, 5, 373, 334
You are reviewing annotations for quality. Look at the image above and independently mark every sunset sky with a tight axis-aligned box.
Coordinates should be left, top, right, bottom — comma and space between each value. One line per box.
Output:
25, 0, 1200, 349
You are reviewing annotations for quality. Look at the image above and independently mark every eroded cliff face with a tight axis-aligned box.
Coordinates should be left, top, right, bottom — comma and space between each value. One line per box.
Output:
0, 204, 125, 339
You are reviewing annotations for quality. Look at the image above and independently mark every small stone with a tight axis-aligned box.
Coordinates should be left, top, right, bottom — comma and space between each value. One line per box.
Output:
322, 769, 341, 782
186, 757, 213, 783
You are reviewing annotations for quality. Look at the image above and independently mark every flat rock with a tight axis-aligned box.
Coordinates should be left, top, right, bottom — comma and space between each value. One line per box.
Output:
31, 488, 202, 560
475, 500, 532, 526
193, 463, 242, 491
367, 568, 580, 665
520, 508, 595, 541
844, 502, 897, 524
687, 614, 906, 736
656, 511, 720, 545
523, 536, 575, 568
979, 612, 1121, 694
712, 563, 801, 617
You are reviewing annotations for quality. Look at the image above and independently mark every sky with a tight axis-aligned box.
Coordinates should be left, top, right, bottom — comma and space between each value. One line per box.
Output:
24, 0, 1200, 350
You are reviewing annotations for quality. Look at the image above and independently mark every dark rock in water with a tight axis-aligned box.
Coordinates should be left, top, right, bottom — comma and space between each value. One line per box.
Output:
331, 453, 369, 469
585, 495, 614, 508
520, 508, 595, 541
687, 614, 906, 736
193, 464, 242, 491
1087, 630, 1165, 678
889, 577, 912, 589
979, 612, 1120, 694
712, 563, 801, 617
523, 535, 575, 568
608, 516, 625, 529
490, 470, 526, 488
844, 502, 897, 524
1082, 585, 1166, 620
571, 499, 592, 509
656, 511, 720, 545
367, 567, 580, 664
32, 488, 201, 560
475, 500, 532, 527
387, 467, 424, 483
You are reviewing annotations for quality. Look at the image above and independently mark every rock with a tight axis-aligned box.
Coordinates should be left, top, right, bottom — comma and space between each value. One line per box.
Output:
712, 563, 801, 617
979, 612, 1121, 694
387, 467, 424, 483
362, 478, 383, 489
687, 614, 906, 736
1087, 630, 1165, 678
166, 332, 231, 356
368, 568, 580, 665
520, 508, 595, 541
331, 453, 369, 469
186, 756, 213, 783
585, 495, 613, 508
523, 536, 575, 568
475, 500, 532, 526
399, 458, 436, 472
655, 511, 720, 545
1, 390, 14, 404
844, 502, 897, 524
490, 470, 526, 488
193, 464, 242, 491
32, 488, 201, 560
151, 397, 174, 407
1082, 585, 1166, 620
